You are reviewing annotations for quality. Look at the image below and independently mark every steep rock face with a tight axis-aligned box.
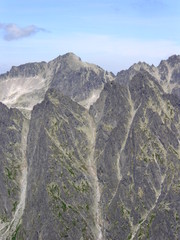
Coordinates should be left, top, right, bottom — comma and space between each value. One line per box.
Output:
116, 55, 180, 99
116, 61, 159, 86
158, 55, 180, 83
3, 62, 47, 78
50, 53, 114, 104
158, 55, 180, 98
17, 72, 180, 240
90, 72, 180, 240
0, 54, 180, 240
0, 62, 51, 118
0, 53, 114, 117
0, 103, 28, 239
19, 89, 102, 240
0, 104, 23, 219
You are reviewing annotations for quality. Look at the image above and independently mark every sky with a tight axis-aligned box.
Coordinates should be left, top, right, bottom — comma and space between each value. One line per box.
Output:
1, 0, 180, 74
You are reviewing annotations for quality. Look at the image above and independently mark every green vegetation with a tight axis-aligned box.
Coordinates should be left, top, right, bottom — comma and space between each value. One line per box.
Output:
61, 201, 67, 212
47, 182, 60, 200
67, 167, 75, 176
139, 218, 144, 224
169, 146, 179, 156
71, 180, 89, 193
146, 213, 156, 239
175, 212, 179, 221
5, 163, 20, 181
127, 233, 132, 240
12, 201, 18, 212
12, 224, 21, 240
5, 167, 15, 180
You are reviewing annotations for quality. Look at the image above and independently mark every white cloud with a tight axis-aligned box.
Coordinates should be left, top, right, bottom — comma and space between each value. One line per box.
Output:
0, 23, 45, 41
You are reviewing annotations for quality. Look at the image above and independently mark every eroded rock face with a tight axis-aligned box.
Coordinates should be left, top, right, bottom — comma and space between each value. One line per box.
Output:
92, 72, 180, 240
116, 55, 180, 100
0, 104, 24, 219
0, 53, 114, 118
19, 89, 101, 240
0, 103, 29, 240
17, 73, 180, 240
49, 53, 114, 103
0, 54, 180, 239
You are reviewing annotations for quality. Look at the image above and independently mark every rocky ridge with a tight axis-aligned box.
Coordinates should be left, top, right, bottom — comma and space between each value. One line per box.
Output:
116, 55, 180, 99
0, 53, 114, 118
0, 53, 179, 239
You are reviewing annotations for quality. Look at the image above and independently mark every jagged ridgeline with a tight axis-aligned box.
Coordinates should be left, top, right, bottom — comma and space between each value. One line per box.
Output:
0, 53, 180, 240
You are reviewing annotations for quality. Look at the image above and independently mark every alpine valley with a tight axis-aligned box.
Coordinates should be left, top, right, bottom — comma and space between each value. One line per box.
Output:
0, 53, 180, 240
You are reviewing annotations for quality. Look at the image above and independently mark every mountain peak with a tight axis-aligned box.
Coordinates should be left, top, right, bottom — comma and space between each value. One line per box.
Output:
167, 54, 180, 61
0, 53, 113, 116
1, 53, 180, 240
158, 54, 180, 68
166, 54, 180, 65
62, 52, 82, 61
51, 52, 82, 65
131, 61, 152, 71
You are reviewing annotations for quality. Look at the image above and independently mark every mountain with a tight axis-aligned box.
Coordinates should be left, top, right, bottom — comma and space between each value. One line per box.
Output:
116, 55, 180, 99
0, 53, 114, 118
0, 53, 180, 240
0, 103, 28, 239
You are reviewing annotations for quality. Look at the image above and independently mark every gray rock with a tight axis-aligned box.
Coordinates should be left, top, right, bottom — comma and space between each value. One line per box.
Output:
0, 104, 24, 219
0, 53, 180, 240
0, 53, 114, 117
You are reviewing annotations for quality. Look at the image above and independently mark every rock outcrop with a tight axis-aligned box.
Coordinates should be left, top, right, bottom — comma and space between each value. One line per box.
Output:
0, 53, 114, 118
0, 53, 180, 239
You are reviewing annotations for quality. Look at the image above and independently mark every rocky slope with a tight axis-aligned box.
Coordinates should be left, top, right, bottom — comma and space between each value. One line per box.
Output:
0, 53, 180, 239
0, 103, 28, 240
116, 55, 180, 99
0, 53, 113, 118
19, 89, 101, 240
91, 72, 180, 239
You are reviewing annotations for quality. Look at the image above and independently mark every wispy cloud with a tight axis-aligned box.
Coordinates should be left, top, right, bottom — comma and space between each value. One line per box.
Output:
1, 32, 180, 74
18, 33, 178, 73
47, 33, 180, 72
0, 23, 45, 41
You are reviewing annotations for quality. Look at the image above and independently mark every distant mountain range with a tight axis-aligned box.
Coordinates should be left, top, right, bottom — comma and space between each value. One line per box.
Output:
0, 53, 180, 240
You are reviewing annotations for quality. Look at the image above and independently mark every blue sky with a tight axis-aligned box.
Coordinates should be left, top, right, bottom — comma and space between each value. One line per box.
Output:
0, 0, 180, 73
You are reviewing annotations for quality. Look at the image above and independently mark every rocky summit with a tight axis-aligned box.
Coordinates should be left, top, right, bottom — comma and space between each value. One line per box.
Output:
0, 53, 180, 240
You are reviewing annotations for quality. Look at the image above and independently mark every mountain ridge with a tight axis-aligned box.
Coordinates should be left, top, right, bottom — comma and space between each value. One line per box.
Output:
1, 53, 179, 114
0, 53, 180, 239
0, 53, 114, 118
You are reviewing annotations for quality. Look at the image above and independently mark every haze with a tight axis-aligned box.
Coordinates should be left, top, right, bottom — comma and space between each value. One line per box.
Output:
0, 0, 180, 74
